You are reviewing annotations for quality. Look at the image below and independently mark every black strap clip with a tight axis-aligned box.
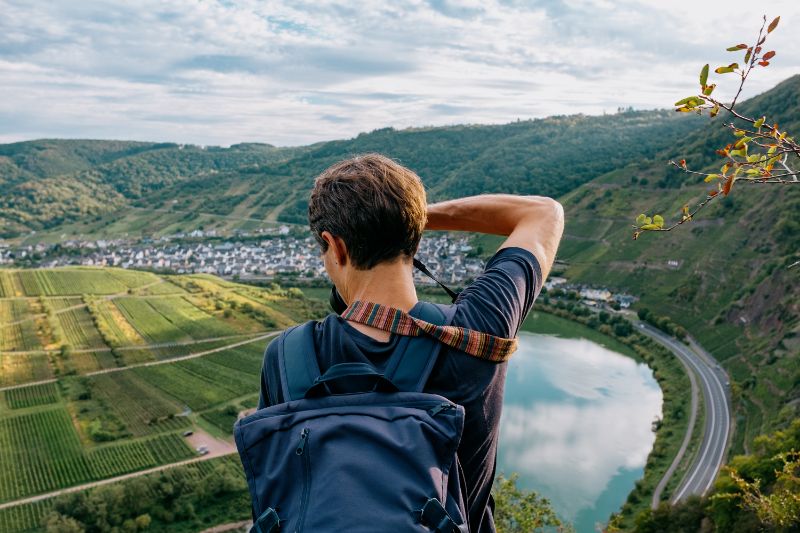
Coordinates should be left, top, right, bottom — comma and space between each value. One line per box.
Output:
417, 498, 463, 533
250, 507, 281, 533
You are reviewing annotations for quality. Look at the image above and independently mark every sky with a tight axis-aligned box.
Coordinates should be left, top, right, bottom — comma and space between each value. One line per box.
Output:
1, 0, 798, 147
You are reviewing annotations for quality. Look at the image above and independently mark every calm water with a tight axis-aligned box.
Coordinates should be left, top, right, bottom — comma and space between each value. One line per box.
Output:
497, 332, 662, 532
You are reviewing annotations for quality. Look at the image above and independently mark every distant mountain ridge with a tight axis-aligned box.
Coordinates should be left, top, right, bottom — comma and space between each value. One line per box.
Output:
0, 109, 702, 237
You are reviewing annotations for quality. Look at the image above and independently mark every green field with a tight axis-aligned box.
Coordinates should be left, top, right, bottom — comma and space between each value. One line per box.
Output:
0, 455, 250, 533
0, 266, 324, 526
0, 353, 52, 387
87, 372, 189, 437
114, 296, 236, 344
134, 355, 256, 411
2, 382, 59, 410
10, 268, 158, 296
0, 300, 43, 352
54, 306, 108, 349
0, 407, 194, 502
201, 394, 259, 434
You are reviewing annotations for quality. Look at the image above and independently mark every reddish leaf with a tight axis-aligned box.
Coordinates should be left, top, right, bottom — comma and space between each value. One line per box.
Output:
709, 190, 719, 197
722, 175, 734, 196
759, 61, 770, 67
680, 159, 687, 169
768, 16, 780, 33
763, 50, 776, 60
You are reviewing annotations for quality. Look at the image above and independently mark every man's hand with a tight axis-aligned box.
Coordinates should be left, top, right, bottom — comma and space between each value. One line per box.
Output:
425, 194, 564, 281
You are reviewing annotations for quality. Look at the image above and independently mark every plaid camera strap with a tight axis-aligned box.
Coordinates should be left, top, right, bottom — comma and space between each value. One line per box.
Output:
341, 300, 518, 362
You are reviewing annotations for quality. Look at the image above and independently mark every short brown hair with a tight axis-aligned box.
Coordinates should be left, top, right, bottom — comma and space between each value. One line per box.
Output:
308, 153, 427, 270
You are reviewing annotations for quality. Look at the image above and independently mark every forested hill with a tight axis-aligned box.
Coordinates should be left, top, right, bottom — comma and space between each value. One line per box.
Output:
554, 74, 800, 451
0, 109, 702, 237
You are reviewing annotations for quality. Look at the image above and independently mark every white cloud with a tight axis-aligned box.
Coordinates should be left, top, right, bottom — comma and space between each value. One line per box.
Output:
1, 0, 798, 146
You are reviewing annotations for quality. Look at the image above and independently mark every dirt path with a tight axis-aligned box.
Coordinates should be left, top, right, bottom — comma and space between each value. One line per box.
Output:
3, 331, 269, 356
84, 332, 278, 377
199, 520, 251, 532
0, 332, 278, 392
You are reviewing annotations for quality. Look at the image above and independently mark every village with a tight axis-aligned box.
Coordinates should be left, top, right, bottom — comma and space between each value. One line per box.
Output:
0, 233, 636, 308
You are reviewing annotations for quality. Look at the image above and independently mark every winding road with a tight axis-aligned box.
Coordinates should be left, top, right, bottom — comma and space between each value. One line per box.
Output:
635, 321, 732, 507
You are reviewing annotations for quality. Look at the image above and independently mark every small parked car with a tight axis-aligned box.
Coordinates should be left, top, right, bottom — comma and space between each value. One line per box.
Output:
182, 430, 194, 437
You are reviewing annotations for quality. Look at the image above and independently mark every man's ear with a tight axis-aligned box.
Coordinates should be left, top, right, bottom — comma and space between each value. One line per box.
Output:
321, 231, 349, 266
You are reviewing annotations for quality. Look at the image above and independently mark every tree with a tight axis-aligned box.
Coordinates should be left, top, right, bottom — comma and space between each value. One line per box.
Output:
713, 451, 800, 529
632, 14, 798, 262
492, 473, 573, 532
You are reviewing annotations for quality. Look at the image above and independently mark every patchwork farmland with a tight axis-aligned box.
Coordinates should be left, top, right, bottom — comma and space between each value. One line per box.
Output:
0, 267, 327, 530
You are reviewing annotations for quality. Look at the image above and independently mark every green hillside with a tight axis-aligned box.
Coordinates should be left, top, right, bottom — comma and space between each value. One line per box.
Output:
0, 267, 325, 510
2, 76, 797, 457
0, 110, 702, 239
555, 74, 800, 452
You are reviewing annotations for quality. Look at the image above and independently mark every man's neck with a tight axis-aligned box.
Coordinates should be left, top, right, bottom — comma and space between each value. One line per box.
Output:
341, 259, 417, 342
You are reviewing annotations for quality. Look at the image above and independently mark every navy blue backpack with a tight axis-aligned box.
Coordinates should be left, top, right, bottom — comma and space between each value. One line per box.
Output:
234, 302, 469, 532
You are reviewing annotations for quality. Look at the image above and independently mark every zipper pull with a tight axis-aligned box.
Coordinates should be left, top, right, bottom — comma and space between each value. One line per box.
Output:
429, 402, 456, 417
295, 428, 309, 455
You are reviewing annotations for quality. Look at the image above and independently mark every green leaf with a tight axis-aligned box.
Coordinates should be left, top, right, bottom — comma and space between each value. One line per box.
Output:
702, 84, 716, 96
768, 16, 780, 33
636, 214, 647, 226
674, 96, 696, 107
754, 116, 765, 129
745, 168, 761, 175
734, 130, 746, 137
699, 64, 709, 86
726, 44, 747, 51
653, 214, 664, 228
645, 216, 652, 225
640, 224, 660, 230
715, 66, 734, 74
746, 154, 760, 163
704, 174, 719, 182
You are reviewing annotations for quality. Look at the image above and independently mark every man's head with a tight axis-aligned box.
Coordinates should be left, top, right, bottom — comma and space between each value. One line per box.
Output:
308, 153, 427, 272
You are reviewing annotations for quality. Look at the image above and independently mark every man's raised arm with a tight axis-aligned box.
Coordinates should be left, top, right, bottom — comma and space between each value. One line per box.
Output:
425, 194, 565, 281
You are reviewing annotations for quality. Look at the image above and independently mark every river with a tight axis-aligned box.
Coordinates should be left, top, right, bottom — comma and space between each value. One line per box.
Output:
497, 327, 662, 532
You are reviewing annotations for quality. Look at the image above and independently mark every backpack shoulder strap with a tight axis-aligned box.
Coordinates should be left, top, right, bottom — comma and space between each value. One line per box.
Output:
384, 302, 457, 392
278, 321, 322, 402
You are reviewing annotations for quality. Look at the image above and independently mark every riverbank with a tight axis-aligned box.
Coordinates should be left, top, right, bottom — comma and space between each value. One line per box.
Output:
525, 304, 695, 530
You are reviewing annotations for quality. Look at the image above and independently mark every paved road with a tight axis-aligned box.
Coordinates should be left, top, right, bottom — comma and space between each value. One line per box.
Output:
636, 322, 732, 504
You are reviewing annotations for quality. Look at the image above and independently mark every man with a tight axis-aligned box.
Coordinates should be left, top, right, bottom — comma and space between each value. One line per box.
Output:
257, 153, 564, 532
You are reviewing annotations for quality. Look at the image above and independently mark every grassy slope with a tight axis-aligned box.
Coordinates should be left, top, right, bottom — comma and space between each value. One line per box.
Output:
554, 75, 800, 452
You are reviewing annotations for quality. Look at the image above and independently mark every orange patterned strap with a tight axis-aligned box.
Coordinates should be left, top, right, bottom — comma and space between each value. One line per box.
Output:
341, 300, 518, 362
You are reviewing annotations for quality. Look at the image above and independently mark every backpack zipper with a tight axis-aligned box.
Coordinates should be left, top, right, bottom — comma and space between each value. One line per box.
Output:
294, 427, 311, 532
428, 402, 456, 417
